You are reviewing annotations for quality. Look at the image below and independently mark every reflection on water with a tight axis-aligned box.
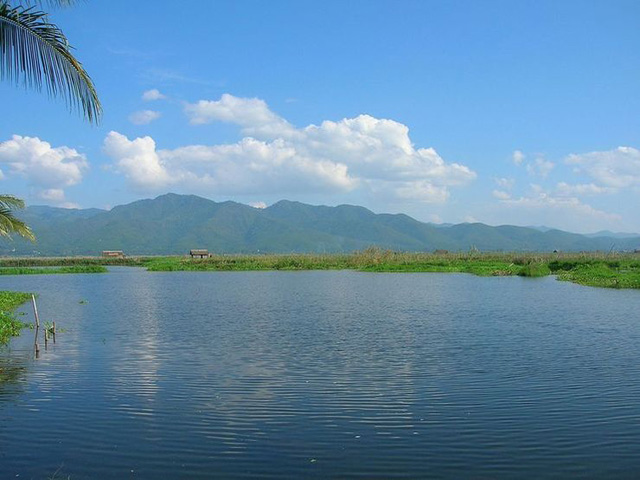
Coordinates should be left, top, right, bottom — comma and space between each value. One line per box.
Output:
1, 269, 640, 479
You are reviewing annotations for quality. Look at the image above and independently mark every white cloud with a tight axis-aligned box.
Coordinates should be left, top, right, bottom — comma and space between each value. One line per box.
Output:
0, 135, 87, 205
494, 177, 515, 189
566, 146, 640, 188
106, 94, 476, 203
36, 189, 79, 208
492, 189, 511, 200
37, 188, 66, 202
103, 132, 173, 190
184, 94, 295, 138
494, 185, 621, 232
250, 201, 267, 209
129, 110, 162, 125
142, 89, 166, 101
555, 182, 613, 196
513, 150, 525, 165
393, 181, 449, 203
526, 157, 555, 178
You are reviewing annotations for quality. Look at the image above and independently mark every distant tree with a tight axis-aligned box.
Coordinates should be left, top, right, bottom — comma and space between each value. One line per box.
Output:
0, 195, 34, 241
0, 0, 102, 122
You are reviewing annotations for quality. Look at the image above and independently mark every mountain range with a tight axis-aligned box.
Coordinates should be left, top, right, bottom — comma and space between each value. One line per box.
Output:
3, 193, 640, 256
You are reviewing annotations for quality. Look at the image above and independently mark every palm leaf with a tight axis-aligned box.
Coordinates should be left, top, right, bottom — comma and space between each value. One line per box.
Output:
15, 1, 77, 7
0, 194, 25, 210
0, 203, 35, 242
0, 2, 102, 123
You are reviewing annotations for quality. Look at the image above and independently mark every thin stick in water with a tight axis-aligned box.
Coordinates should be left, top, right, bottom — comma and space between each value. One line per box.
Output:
31, 294, 40, 357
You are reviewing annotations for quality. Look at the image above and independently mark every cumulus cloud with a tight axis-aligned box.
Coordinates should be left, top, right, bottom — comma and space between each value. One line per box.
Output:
526, 157, 555, 178
512, 150, 525, 165
0, 135, 87, 205
555, 182, 613, 196
250, 201, 267, 209
129, 110, 162, 125
492, 189, 511, 200
105, 94, 476, 203
36, 189, 79, 208
103, 132, 173, 190
493, 184, 621, 232
142, 89, 166, 101
566, 146, 640, 188
184, 94, 295, 138
494, 177, 515, 189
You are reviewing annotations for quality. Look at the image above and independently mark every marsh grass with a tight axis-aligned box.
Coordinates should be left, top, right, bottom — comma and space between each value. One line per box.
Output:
1, 250, 638, 288
143, 249, 640, 288
0, 265, 107, 275
0, 291, 32, 345
0, 257, 146, 267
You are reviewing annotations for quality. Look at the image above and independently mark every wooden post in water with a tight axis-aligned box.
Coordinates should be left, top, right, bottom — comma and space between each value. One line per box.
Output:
31, 294, 40, 358
52, 321, 56, 344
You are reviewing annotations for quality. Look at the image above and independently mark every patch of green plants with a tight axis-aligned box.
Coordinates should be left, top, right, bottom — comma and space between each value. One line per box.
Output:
0, 291, 32, 345
0, 251, 638, 289
0, 265, 108, 275
556, 262, 640, 289
517, 262, 551, 277
143, 250, 640, 289
0, 257, 149, 268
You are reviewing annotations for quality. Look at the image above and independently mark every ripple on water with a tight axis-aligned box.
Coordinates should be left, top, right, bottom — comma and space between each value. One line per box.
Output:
1, 270, 640, 479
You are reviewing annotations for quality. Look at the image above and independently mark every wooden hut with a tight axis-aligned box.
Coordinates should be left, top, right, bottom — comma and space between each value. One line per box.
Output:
190, 249, 209, 258
102, 250, 125, 258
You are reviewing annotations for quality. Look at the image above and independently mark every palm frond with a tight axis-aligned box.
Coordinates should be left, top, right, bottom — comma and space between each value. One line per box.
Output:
14, 1, 77, 8
0, 205, 35, 242
0, 2, 102, 123
0, 194, 25, 210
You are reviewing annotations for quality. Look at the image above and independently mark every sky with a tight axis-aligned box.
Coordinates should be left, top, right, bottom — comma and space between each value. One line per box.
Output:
1, 0, 639, 234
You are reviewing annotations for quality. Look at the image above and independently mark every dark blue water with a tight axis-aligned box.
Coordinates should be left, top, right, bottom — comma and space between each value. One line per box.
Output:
1, 269, 640, 479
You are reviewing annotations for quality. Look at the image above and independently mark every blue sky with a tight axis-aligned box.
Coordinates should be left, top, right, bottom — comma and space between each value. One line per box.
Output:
1, 0, 639, 233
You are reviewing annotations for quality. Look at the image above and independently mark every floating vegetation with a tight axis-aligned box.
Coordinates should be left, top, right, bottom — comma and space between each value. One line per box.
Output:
0, 291, 32, 345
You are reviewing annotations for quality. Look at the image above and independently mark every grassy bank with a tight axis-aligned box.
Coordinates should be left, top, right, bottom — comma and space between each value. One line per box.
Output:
0, 291, 31, 345
0, 265, 108, 275
143, 250, 640, 289
0, 251, 638, 289
0, 257, 146, 267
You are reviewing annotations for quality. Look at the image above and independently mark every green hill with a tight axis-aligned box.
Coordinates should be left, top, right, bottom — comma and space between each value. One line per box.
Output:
3, 193, 639, 256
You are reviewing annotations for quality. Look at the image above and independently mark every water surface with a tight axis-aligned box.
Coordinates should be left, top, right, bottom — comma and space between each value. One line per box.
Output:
1, 269, 640, 478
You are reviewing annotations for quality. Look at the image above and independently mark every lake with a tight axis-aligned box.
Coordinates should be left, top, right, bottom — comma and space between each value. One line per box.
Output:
1, 268, 640, 479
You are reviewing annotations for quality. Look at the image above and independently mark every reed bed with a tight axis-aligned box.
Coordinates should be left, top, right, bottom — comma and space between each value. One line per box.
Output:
0, 265, 108, 275
0, 249, 638, 288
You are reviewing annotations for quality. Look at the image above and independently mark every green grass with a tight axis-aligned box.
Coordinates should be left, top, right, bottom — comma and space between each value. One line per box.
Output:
0, 265, 107, 275
0, 291, 32, 345
0, 251, 639, 289
555, 262, 640, 289
143, 250, 640, 289
0, 257, 146, 267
